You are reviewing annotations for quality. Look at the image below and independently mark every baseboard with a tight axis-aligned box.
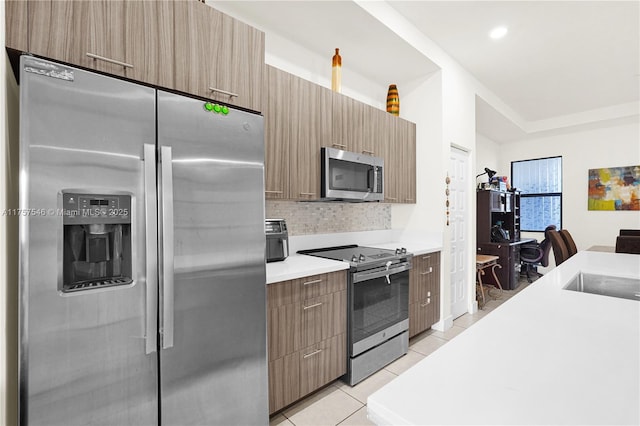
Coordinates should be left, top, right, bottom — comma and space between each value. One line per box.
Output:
432, 315, 453, 332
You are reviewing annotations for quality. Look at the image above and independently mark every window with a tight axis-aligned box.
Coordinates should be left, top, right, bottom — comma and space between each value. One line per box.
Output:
511, 157, 562, 232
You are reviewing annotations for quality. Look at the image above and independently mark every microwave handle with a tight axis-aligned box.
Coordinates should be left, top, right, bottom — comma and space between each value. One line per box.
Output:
368, 167, 376, 193
369, 166, 381, 194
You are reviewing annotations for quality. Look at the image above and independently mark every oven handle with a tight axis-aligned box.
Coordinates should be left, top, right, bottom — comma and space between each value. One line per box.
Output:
352, 261, 412, 283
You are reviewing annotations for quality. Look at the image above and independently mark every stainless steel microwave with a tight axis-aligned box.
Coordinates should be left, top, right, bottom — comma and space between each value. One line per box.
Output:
321, 147, 384, 202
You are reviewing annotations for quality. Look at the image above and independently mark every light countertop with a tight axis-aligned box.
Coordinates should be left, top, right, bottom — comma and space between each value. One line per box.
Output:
266, 255, 349, 284
266, 232, 443, 284
367, 251, 640, 425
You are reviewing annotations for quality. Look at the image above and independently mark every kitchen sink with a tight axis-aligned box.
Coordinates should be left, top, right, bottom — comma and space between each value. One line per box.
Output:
563, 272, 640, 301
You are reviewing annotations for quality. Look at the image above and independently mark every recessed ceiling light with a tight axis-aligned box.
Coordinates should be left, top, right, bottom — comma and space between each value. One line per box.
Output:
489, 26, 508, 39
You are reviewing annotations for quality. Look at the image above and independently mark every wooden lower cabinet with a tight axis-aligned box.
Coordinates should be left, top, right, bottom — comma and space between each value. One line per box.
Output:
267, 271, 347, 414
409, 251, 441, 337
299, 334, 346, 396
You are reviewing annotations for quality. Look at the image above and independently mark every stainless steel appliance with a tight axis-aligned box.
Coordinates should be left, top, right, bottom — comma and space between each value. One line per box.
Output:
18, 56, 268, 425
265, 219, 289, 262
321, 147, 384, 201
298, 245, 411, 385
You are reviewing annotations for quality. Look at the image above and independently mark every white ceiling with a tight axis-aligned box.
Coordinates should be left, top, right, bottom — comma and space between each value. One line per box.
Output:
211, 0, 640, 143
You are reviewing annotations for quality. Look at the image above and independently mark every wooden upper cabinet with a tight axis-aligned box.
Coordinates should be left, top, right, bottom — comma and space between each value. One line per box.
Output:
174, 0, 264, 112
263, 65, 290, 199
28, 0, 91, 68
87, 1, 127, 76
5, 0, 28, 52
290, 76, 332, 200
26, 0, 169, 80
383, 116, 400, 203
331, 93, 364, 154
399, 118, 417, 203
362, 105, 385, 158
383, 115, 416, 204
124, 1, 174, 88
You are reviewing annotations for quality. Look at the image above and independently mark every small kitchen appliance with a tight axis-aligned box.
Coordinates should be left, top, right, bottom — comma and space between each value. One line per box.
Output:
321, 147, 384, 201
298, 245, 411, 385
265, 219, 289, 262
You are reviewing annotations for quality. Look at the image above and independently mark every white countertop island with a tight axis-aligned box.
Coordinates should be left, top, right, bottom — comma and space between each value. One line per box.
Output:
368, 251, 640, 425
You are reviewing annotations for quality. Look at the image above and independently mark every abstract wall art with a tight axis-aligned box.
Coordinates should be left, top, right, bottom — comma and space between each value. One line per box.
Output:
588, 165, 640, 211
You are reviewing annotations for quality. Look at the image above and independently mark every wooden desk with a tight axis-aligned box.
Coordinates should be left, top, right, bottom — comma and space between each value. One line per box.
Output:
476, 255, 502, 308
477, 238, 536, 290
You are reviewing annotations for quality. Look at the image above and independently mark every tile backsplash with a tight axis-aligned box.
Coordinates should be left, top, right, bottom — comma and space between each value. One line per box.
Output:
266, 201, 391, 235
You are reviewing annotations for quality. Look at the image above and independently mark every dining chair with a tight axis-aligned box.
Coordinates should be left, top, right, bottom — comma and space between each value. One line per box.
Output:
615, 236, 640, 254
559, 229, 578, 258
548, 229, 570, 266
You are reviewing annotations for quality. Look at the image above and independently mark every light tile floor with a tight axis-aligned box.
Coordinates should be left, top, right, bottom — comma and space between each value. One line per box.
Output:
269, 277, 534, 426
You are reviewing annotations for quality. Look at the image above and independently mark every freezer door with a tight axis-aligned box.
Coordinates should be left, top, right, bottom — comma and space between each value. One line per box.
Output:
157, 91, 268, 425
19, 57, 158, 425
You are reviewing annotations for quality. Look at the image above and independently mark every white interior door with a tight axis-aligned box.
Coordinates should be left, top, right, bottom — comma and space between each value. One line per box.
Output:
449, 147, 470, 319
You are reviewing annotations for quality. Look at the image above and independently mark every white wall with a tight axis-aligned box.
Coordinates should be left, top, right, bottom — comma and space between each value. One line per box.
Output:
475, 133, 500, 184
497, 122, 640, 251
391, 71, 443, 231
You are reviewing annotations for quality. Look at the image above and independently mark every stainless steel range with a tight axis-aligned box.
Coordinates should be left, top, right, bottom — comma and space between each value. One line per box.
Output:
299, 245, 412, 385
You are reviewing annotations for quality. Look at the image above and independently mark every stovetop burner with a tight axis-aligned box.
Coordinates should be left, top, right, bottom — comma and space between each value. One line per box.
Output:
298, 244, 410, 269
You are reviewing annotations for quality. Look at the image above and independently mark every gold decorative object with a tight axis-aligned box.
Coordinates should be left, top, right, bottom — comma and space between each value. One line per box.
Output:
331, 48, 342, 93
386, 84, 400, 116
445, 175, 451, 226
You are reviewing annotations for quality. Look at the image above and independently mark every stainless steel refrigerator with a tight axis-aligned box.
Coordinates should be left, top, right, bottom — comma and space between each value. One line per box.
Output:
18, 56, 268, 425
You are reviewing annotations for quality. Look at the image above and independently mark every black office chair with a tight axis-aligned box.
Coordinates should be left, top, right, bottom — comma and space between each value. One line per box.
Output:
520, 225, 555, 283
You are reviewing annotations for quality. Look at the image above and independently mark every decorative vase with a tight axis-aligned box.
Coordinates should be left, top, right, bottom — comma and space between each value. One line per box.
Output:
331, 48, 342, 93
386, 84, 399, 116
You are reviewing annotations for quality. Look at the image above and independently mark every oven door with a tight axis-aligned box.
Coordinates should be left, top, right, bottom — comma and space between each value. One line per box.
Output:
350, 261, 410, 356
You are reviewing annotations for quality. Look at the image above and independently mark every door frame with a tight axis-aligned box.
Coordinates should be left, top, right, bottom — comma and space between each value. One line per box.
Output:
449, 145, 476, 319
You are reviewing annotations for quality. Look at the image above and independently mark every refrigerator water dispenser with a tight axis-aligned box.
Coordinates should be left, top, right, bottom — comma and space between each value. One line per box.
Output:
61, 192, 133, 293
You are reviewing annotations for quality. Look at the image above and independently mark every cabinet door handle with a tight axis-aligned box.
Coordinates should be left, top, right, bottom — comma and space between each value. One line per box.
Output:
332, 143, 347, 149
420, 300, 430, 308
86, 53, 133, 69
265, 190, 283, 194
385, 197, 397, 201
299, 192, 316, 197
208, 87, 239, 98
303, 349, 323, 359
362, 149, 375, 155
303, 279, 322, 286
420, 267, 433, 275
303, 302, 323, 310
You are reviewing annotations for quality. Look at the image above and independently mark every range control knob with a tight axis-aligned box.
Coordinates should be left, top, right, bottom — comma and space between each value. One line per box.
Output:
359, 254, 366, 262
351, 255, 358, 263
395, 248, 401, 255
401, 247, 407, 254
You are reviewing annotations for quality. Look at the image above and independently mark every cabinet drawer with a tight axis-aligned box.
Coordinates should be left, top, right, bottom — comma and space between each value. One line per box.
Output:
268, 352, 299, 414
267, 271, 346, 308
268, 289, 347, 360
299, 334, 347, 396
409, 297, 439, 338
268, 334, 347, 414
415, 252, 440, 268
410, 253, 440, 303
301, 292, 347, 349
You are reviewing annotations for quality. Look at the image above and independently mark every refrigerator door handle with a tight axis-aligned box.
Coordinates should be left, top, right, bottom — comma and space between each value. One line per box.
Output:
160, 145, 175, 349
143, 144, 159, 355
